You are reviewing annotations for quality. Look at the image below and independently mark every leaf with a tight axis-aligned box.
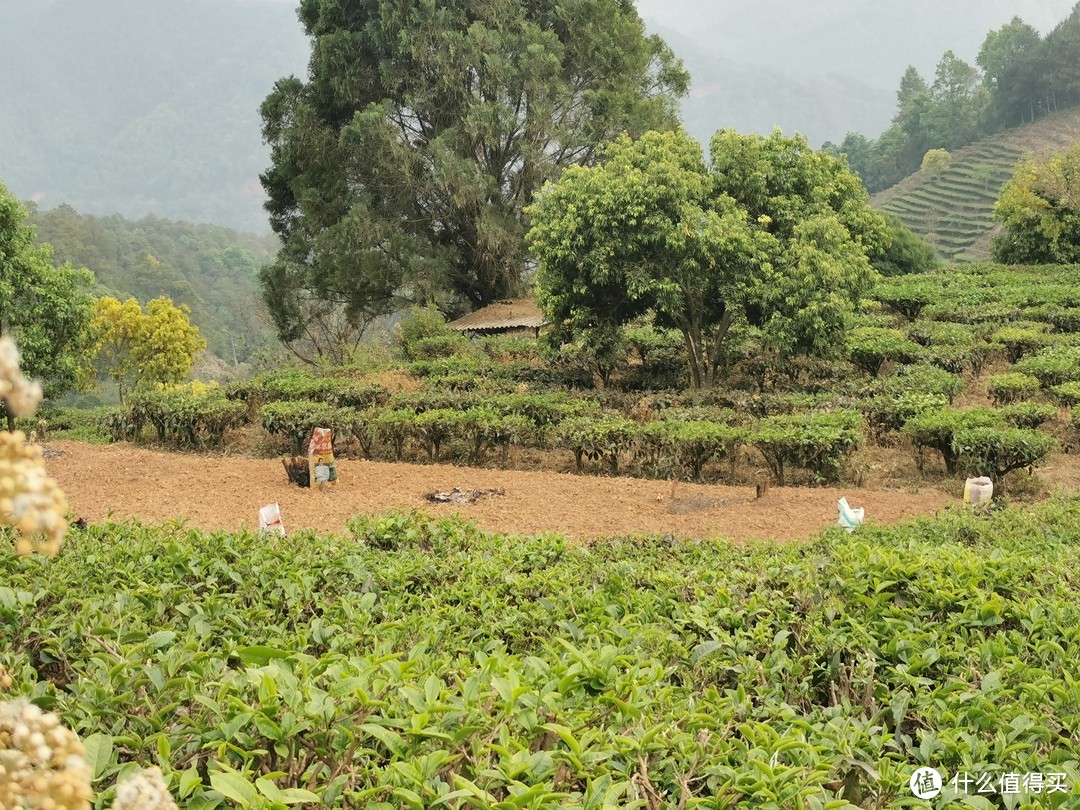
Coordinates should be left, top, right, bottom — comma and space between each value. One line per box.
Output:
360, 722, 406, 756
278, 788, 322, 805
210, 772, 260, 807
178, 766, 203, 799
235, 646, 291, 667
82, 733, 113, 780
0, 586, 16, 609
146, 630, 177, 649
691, 640, 725, 665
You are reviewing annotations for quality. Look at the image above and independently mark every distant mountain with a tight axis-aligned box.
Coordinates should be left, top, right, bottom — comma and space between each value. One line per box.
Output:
655, 26, 894, 150
871, 109, 1080, 261
0, 0, 308, 234
640, 0, 1078, 143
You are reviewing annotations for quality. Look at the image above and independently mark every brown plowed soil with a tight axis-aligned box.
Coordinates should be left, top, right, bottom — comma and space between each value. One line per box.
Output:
44, 441, 954, 543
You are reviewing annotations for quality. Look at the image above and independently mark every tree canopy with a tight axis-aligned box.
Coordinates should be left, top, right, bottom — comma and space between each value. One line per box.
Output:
0, 180, 95, 426
259, 0, 688, 361
527, 129, 888, 388
992, 144, 1080, 264
91, 296, 206, 402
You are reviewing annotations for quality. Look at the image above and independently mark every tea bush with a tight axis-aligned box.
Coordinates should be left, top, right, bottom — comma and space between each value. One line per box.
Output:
749, 410, 861, 486
988, 373, 1042, 405
5, 503, 1080, 807
129, 384, 247, 449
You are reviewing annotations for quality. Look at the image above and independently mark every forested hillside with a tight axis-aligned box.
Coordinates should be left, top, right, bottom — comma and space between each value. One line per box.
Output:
871, 110, 1080, 262
0, 0, 307, 233
830, 4, 1080, 192
27, 204, 279, 365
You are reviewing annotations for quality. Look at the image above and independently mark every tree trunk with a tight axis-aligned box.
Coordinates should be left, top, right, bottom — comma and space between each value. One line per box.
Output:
703, 310, 734, 388
680, 329, 702, 389
3, 401, 13, 433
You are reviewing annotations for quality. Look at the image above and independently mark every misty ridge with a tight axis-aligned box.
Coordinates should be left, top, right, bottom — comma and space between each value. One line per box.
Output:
0, 0, 1075, 233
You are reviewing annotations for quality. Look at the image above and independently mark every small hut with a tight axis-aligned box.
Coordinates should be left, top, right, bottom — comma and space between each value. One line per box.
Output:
447, 298, 547, 339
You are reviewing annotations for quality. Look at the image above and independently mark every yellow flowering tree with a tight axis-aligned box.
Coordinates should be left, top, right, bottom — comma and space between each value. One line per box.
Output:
91, 296, 206, 402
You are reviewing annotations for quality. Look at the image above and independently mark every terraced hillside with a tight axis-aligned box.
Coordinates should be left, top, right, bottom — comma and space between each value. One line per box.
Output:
871, 110, 1080, 262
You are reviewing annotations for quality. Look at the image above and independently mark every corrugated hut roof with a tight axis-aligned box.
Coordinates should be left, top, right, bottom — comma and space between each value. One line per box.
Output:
447, 299, 546, 332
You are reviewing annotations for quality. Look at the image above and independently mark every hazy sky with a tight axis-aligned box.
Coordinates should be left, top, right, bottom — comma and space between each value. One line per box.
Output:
636, 0, 1078, 90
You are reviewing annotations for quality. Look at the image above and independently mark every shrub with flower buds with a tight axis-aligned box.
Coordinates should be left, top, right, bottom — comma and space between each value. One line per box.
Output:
0, 336, 68, 555
1, 337, 177, 810
0, 699, 93, 810
111, 767, 178, 810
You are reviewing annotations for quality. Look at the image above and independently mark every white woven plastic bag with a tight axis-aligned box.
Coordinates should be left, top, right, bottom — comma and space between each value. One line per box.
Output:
837, 497, 864, 532
259, 502, 285, 537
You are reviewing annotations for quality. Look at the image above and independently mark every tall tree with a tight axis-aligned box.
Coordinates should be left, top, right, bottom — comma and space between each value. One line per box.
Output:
928, 50, 987, 149
527, 129, 887, 388
0, 180, 95, 429
1045, 4, 1080, 112
260, 0, 688, 361
978, 17, 1044, 126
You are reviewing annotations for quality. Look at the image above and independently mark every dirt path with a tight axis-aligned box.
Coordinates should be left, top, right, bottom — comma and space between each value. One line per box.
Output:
45, 441, 953, 543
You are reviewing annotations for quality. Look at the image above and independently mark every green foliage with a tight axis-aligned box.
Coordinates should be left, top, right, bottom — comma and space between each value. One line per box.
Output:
846, 327, 923, 376
540, 326, 628, 389
862, 392, 949, 440
622, 327, 688, 390
6, 503, 1080, 806
988, 372, 1043, 405
904, 407, 1000, 474
0, 179, 95, 409
91, 295, 207, 403
868, 214, 941, 277
990, 324, 1051, 363
952, 425, 1056, 482
15, 406, 115, 444
372, 409, 418, 461
459, 407, 533, 463
920, 148, 952, 175
476, 336, 541, 364
259, 400, 354, 455
750, 410, 861, 486
879, 363, 966, 402
230, 369, 389, 412
873, 276, 938, 319
553, 414, 641, 474
1051, 381, 1080, 407
1015, 344, 1080, 388
528, 128, 886, 389
905, 319, 977, 348
998, 401, 1058, 429
640, 419, 744, 481
836, 6, 1080, 198
128, 383, 247, 448
413, 409, 464, 462
993, 145, 1080, 264
395, 307, 460, 362
260, 0, 687, 342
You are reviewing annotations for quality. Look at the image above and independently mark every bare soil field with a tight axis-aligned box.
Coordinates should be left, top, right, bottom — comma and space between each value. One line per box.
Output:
45, 441, 955, 542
